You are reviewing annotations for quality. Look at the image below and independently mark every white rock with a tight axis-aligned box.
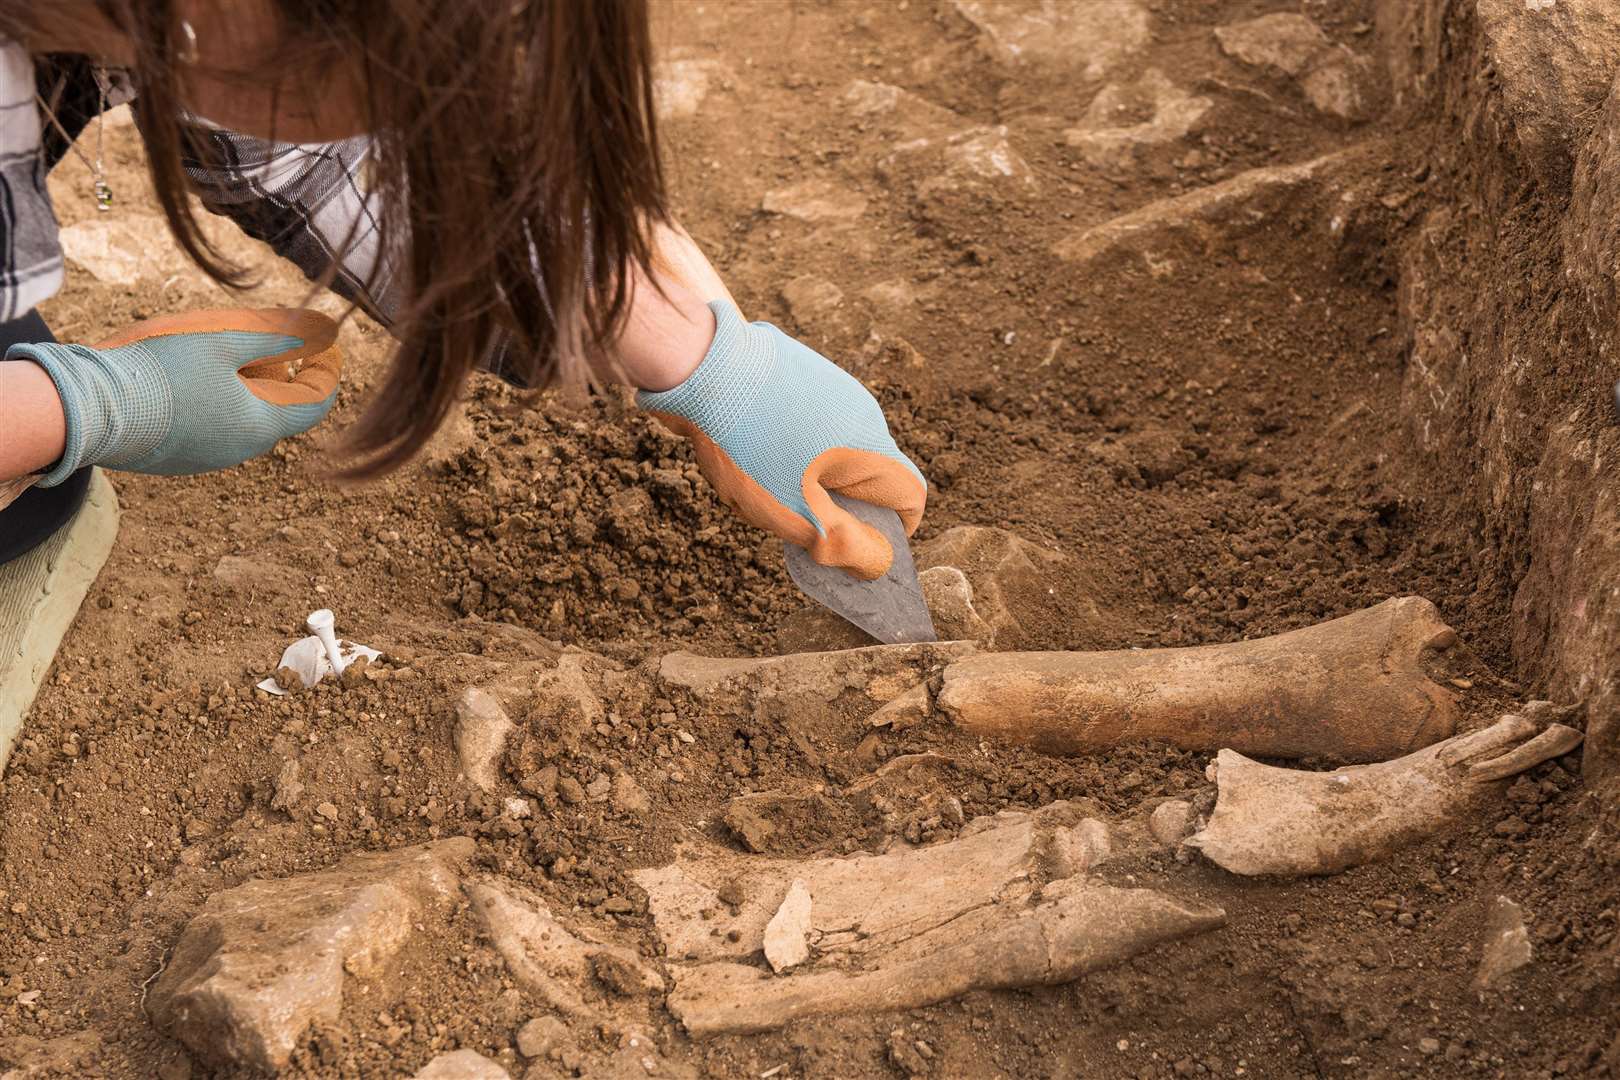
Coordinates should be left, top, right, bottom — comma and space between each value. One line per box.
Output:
454, 688, 514, 793
1474, 895, 1533, 990
953, 0, 1150, 79
1066, 69, 1213, 170
412, 1049, 511, 1079
1214, 13, 1328, 75
763, 879, 813, 972
654, 57, 729, 119
761, 179, 868, 224
1148, 800, 1195, 847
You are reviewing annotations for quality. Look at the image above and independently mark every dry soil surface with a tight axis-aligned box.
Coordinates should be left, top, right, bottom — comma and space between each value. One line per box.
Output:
2, 2, 1617, 1079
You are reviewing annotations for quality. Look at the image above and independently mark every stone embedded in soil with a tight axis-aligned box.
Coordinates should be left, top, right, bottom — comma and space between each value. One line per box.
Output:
147, 838, 474, 1073
1474, 895, 1534, 991
1475, 0, 1620, 179
1148, 800, 1196, 847
609, 771, 653, 816
951, 0, 1150, 79
1066, 69, 1212, 171
937, 596, 1462, 763
917, 566, 992, 644
780, 274, 851, 337
777, 525, 1104, 653
763, 879, 814, 973
515, 1016, 569, 1059
1213, 14, 1373, 121
761, 178, 868, 224
654, 55, 731, 120
464, 877, 662, 1017
412, 1049, 512, 1079
1052, 146, 1362, 268
455, 687, 514, 793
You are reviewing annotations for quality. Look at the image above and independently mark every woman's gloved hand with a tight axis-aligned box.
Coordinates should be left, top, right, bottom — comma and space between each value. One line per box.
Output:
12, 308, 342, 486
638, 301, 927, 580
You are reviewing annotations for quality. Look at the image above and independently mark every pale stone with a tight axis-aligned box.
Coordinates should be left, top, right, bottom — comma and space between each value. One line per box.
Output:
654, 57, 729, 119
952, 0, 1150, 78
780, 275, 846, 329
763, 879, 813, 972
762, 179, 867, 224
412, 1049, 511, 1079
1066, 69, 1213, 170
148, 839, 473, 1072
917, 566, 992, 644
1215, 13, 1329, 75
1474, 895, 1533, 990
515, 1016, 568, 1059
1148, 800, 1195, 847
454, 687, 514, 793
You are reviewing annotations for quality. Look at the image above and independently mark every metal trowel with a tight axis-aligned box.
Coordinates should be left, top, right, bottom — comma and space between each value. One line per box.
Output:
783, 491, 938, 644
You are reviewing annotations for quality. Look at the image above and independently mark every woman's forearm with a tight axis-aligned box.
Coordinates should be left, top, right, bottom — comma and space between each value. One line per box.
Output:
608, 222, 737, 391
0, 361, 67, 482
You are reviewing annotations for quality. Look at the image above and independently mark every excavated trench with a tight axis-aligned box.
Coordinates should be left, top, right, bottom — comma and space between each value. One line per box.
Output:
1, 1, 1618, 1077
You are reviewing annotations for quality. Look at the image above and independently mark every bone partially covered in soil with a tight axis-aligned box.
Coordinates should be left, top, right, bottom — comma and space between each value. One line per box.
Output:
1185, 708, 1584, 877
464, 877, 663, 1016
937, 596, 1463, 762
635, 802, 1221, 1035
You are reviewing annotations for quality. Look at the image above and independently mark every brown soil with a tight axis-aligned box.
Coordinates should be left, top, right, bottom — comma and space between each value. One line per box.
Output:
3, 1, 1617, 1078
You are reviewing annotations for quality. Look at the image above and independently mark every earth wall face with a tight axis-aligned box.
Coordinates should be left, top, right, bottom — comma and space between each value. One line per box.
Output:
1378, 0, 1620, 785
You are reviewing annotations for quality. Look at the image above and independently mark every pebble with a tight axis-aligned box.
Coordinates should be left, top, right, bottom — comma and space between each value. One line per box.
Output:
315, 802, 339, 821
516, 1015, 568, 1059
1418, 1037, 1441, 1056
557, 777, 586, 805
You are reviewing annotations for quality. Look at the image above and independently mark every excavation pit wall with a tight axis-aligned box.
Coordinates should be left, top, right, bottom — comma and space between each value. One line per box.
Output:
1376, 0, 1620, 789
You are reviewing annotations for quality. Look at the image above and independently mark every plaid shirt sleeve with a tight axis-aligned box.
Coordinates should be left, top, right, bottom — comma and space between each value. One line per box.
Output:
180, 124, 404, 325
0, 41, 63, 323
181, 125, 531, 386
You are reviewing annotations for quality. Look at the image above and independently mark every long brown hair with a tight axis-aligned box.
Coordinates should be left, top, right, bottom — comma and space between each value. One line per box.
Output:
10, 0, 669, 477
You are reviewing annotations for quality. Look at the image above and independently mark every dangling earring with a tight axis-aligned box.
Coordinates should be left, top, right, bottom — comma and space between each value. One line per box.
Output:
34, 67, 115, 213
177, 20, 200, 66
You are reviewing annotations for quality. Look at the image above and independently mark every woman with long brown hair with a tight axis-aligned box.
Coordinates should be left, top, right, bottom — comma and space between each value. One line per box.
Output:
0, 1, 927, 716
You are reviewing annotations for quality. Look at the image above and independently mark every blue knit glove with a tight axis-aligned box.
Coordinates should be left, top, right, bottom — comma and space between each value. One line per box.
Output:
15, 309, 343, 487
638, 301, 927, 580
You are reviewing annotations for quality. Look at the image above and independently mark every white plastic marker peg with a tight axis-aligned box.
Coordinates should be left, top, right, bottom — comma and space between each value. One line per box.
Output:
306, 609, 348, 675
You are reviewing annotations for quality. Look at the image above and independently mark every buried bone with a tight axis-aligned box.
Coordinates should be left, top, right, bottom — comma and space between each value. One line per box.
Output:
666, 881, 1223, 1036
634, 803, 1220, 1035
936, 596, 1462, 761
1185, 709, 1583, 877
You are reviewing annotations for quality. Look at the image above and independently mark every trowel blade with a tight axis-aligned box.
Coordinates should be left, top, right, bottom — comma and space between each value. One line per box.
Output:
783, 492, 938, 645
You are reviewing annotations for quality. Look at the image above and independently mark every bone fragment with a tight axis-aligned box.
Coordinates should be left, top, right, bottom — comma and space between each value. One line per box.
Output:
634, 802, 1112, 965
464, 877, 662, 1015
937, 596, 1461, 761
763, 880, 813, 972
1187, 711, 1576, 877
1466, 724, 1583, 782
868, 682, 931, 730
666, 881, 1225, 1036
654, 642, 976, 736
